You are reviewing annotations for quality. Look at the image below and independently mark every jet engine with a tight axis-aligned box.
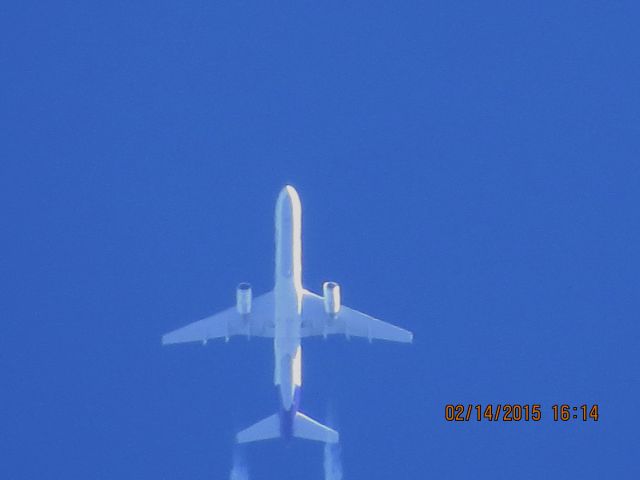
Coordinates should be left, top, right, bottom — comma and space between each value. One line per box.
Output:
236, 283, 252, 314
323, 281, 341, 315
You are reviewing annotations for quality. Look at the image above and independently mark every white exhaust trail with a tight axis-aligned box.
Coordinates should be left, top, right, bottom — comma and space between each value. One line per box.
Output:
229, 448, 249, 480
324, 442, 343, 480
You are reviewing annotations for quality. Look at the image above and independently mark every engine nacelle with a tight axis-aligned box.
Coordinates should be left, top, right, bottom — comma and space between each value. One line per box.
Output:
323, 281, 341, 315
236, 283, 252, 315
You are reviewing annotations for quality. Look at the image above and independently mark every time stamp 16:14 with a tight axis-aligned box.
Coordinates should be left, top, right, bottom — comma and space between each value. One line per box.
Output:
444, 404, 599, 422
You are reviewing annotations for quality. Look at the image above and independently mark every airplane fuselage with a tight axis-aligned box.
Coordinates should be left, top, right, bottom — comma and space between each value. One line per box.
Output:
273, 186, 304, 436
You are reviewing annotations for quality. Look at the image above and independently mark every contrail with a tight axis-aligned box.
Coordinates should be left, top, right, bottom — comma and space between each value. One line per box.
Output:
324, 442, 343, 480
324, 405, 343, 480
229, 448, 249, 480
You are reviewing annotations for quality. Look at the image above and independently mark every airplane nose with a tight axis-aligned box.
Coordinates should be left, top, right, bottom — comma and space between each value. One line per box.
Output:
284, 185, 297, 195
279, 185, 297, 200
277, 185, 300, 211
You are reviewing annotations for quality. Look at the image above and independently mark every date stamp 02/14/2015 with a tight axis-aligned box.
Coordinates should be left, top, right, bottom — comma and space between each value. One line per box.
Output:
444, 404, 599, 422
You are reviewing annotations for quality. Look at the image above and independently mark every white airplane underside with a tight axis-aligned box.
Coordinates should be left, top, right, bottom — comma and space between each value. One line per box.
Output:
162, 186, 412, 444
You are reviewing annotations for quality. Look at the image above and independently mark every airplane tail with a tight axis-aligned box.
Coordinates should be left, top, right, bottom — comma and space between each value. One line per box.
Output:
236, 412, 339, 444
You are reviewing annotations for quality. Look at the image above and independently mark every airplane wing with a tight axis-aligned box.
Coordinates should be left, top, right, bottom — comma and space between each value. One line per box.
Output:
162, 291, 275, 345
300, 291, 413, 343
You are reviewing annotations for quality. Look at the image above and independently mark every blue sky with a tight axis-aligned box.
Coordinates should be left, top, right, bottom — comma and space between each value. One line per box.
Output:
2, 1, 639, 479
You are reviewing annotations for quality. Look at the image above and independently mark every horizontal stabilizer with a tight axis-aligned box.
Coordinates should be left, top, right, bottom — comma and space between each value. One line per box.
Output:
294, 412, 339, 443
236, 412, 339, 444
236, 414, 280, 443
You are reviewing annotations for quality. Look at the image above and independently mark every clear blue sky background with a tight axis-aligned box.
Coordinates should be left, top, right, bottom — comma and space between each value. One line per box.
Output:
2, 2, 639, 479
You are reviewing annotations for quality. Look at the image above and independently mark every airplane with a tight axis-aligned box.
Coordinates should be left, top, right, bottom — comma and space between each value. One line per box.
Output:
162, 186, 413, 444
